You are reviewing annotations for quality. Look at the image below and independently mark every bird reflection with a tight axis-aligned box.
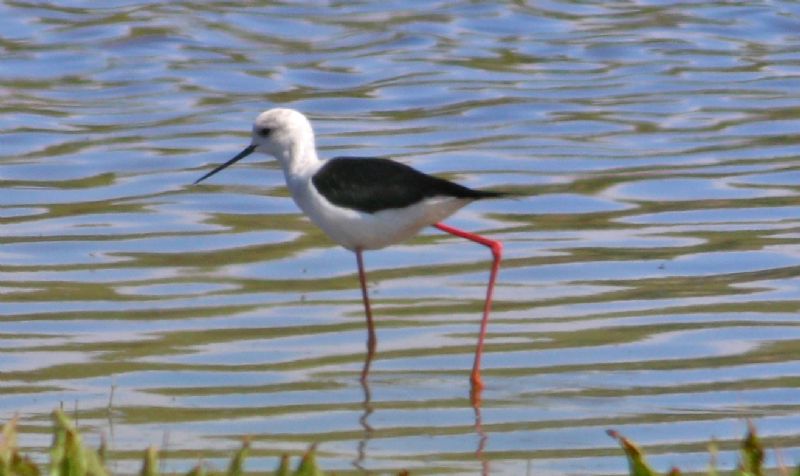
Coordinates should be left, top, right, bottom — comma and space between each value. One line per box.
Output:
354, 355, 490, 475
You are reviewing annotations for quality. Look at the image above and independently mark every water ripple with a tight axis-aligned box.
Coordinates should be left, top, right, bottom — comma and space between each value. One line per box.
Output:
1, 1, 800, 474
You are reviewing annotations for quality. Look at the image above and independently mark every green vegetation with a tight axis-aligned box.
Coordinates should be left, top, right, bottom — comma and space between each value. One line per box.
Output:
2, 410, 324, 476
608, 423, 791, 476
0, 410, 793, 475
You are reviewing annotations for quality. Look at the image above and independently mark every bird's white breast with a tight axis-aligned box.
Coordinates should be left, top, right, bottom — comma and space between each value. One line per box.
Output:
285, 171, 469, 251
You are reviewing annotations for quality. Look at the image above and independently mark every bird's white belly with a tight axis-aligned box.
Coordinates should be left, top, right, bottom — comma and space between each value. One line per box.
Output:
289, 179, 469, 250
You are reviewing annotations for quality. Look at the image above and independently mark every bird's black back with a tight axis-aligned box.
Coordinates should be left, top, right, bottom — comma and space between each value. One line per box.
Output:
312, 157, 502, 214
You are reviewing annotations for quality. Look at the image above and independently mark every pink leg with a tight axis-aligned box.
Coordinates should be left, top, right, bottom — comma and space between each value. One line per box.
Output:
356, 249, 377, 382
434, 222, 502, 393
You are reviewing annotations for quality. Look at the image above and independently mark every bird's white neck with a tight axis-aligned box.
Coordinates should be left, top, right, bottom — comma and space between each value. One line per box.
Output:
275, 140, 321, 180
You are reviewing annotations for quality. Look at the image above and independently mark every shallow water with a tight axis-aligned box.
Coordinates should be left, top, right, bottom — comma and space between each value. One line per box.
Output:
2, 1, 800, 474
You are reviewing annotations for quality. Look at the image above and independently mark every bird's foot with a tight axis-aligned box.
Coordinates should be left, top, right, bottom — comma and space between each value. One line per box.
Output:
470, 375, 484, 408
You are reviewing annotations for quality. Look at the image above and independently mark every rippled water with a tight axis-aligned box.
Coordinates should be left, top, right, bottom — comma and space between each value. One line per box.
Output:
2, 1, 800, 474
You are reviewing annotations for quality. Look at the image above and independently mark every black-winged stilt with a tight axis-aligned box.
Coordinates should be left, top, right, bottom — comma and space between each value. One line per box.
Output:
195, 108, 504, 392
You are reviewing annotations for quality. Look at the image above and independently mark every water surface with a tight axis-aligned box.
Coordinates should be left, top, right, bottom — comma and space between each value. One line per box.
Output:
2, 1, 800, 474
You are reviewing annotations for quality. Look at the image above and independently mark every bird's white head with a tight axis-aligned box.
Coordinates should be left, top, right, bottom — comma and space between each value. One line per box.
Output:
194, 108, 319, 184
251, 108, 315, 163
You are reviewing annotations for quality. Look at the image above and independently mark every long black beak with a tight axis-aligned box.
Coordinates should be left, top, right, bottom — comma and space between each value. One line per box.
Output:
194, 144, 257, 185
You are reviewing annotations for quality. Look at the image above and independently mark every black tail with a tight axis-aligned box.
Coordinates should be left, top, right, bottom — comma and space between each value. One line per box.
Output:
468, 189, 507, 199
442, 181, 509, 200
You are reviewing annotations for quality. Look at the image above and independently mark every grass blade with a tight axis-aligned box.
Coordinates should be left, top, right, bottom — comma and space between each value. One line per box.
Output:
740, 422, 764, 476
607, 429, 660, 476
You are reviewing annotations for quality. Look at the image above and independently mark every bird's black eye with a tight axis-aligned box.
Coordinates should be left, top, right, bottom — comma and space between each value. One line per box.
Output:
257, 127, 271, 137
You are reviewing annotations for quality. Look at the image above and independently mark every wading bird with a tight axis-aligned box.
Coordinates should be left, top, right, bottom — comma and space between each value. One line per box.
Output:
195, 108, 504, 392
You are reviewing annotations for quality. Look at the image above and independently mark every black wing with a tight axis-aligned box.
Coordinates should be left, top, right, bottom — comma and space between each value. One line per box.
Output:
312, 157, 501, 214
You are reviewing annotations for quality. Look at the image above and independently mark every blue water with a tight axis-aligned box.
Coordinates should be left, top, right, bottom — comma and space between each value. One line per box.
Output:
2, 1, 800, 474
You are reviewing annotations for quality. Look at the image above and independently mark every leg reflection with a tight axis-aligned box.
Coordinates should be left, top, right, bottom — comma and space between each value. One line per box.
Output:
354, 353, 374, 471
473, 390, 490, 476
